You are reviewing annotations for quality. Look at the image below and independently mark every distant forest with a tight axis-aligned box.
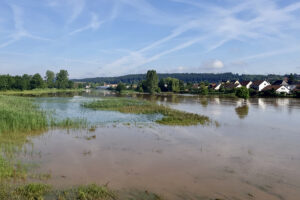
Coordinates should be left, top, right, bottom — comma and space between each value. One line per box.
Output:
72, 73, 300, 84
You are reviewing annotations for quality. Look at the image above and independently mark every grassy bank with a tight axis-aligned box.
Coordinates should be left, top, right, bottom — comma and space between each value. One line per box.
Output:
0, 95, 48, 134
0, 95, 89, 181
0, 183, 162, 200
0, 88, 84, 96
82, 98, 211, 126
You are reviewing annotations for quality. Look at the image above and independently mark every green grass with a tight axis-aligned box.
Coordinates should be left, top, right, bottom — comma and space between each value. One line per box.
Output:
0, 95, 90, 181
82, 98, 211, 126
0, 88, 84, 96
0, 95, 48, 134
0, 183, 165, 200
57, 184, 116, 200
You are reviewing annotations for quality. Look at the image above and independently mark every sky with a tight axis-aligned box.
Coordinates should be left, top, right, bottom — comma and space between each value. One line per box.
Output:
0, 0, 300, 78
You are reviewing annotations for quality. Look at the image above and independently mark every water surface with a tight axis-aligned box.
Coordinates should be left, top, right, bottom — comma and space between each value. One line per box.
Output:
21, 90, 300, 200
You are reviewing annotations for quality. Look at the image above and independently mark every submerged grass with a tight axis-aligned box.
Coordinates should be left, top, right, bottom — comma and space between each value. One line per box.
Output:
0, 95, 48, 134
0, 95, 90, 181
0, 88, 84, 96
82, 98, 211, 126
0, 183, 164, 200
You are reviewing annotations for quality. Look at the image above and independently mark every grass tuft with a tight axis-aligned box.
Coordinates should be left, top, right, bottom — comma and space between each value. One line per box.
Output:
82, 98, 211, 126
15, 183, 51, 200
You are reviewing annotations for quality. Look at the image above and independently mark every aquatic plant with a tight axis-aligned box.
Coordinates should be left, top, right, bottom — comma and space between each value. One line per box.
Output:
82, 98, 211, 126
0, 95, 48, 134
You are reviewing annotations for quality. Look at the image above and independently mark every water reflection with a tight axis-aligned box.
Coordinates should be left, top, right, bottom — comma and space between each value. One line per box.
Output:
235, 105, 249, 119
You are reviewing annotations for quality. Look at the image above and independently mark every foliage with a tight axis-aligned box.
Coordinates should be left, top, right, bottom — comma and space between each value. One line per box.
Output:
30, 73, 45, 89
116, 82, 126, 92
145, 70, 159, 94
56, 70, 69, 89
0, 70, 76, 91
82, 98, 212, 126
45, 70, 55, 88
158, 77, 180, 92
72, 72, 299, 84
235, 87, 249, 99
199, 83, 208, 95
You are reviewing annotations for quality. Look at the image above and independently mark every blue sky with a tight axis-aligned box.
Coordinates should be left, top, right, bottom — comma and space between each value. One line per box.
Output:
0, 0, 300, 78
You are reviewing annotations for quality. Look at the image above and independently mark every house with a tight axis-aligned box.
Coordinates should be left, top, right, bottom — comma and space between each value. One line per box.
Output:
262, 85, 290, 94
214, 83, 222, 90
226, 80, 240, 85
223, 83, 241, 90
210, 83, 222, 90
272, 80, 289, 86
292, 85, 300, 93
251, 80, 270, 91
240, 81, 253, 89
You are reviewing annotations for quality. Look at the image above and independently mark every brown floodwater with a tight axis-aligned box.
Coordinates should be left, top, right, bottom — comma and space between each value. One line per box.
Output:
21, 92, 300, 200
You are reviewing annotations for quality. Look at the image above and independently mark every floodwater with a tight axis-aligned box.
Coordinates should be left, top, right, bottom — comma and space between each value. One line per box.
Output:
21, 90, 300, 200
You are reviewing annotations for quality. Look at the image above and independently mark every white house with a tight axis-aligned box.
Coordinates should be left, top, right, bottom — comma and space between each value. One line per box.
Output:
251, 80, 270, 91
262, 85, 290, 94
214, 83, 222, 90
240, 81, 253, 89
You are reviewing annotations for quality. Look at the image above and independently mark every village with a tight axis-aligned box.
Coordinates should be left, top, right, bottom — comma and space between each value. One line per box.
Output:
209, 79, 300, 94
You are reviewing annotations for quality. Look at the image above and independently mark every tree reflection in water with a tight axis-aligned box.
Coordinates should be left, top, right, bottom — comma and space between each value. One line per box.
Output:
235, 105, 249, 119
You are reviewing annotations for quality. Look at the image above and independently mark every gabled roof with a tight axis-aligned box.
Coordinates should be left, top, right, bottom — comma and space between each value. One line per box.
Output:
223, 83, 240, 89
272, 80, 288, 86
262, 85, 285, 91
251, 80, 265, 87
240, 81, 252, 86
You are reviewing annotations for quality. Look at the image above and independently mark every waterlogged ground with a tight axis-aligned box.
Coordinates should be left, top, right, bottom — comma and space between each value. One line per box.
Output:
16, 91, 300, 199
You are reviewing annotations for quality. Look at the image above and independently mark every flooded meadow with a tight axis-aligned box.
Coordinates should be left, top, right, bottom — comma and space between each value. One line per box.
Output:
3, 90, 300, 200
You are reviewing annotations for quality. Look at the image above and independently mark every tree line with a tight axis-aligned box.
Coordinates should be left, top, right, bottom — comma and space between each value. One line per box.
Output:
72, 72, 300, 84
0, 70, 75, 91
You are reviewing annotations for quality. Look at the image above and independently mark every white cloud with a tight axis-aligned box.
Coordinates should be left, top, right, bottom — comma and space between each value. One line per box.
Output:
202, 59, 224, 69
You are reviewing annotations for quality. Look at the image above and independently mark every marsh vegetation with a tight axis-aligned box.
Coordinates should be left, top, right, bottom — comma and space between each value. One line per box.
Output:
82, 98, 211, 126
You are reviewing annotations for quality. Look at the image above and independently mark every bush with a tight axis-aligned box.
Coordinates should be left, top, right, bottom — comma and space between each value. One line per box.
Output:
235, 87, 249, 99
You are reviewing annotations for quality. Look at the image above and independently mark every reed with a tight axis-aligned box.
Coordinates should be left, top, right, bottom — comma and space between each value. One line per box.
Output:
83, 98, 211, 126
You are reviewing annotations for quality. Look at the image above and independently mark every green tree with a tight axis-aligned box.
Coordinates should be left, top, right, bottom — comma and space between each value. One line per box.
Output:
0, 75, 9, 90
30, 73, 45, 89
145, 70, 158, 94
116, 82, 126, 92
56, 70, 69, 89
158, 77, 180, 92
235, 87, 249, 99
288, 73, 296, 84
45, 70, 55, 88
199, 84, 208, 95
22, 74, 31, 90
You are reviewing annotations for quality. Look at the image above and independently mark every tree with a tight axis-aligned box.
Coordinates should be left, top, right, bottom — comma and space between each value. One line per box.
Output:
56, 70, 69, 89
199, 84, 208, 95
22, 74, 31, 90
0, 75, 9, 90
235, 87, 249, 99
158, 77, 180, 92
116, 82, 126, 92
45, 70, 55, 88
145, 70, 158, 94
288, 73, 296, 85
30, 73, 45, 89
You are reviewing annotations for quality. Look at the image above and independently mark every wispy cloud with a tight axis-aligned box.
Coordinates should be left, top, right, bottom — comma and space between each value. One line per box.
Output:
100, 0, 300, 75
69, 13, 103, 35
66, 0, 85, 24
0, 4, 50, 49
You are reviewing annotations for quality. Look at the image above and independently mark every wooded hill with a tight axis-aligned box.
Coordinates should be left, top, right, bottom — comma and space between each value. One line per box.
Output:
72, 73, 299, 84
